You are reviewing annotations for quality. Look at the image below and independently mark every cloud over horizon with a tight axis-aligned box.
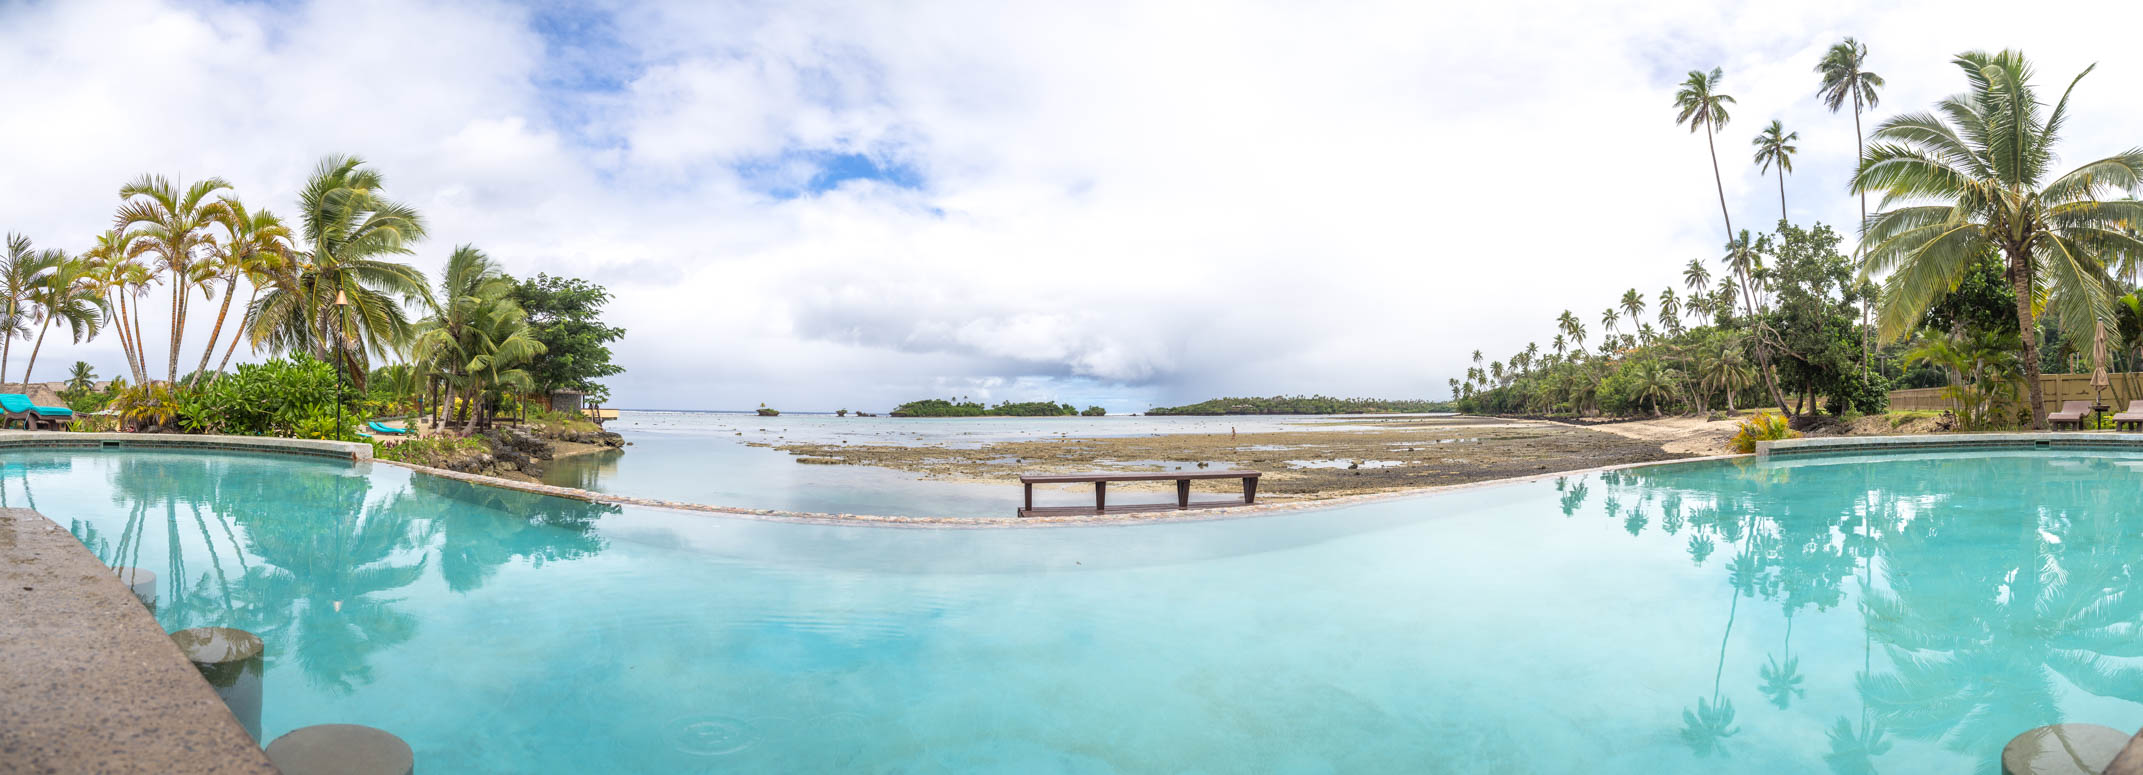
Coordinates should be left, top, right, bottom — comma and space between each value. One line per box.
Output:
6, 0, 2143, 411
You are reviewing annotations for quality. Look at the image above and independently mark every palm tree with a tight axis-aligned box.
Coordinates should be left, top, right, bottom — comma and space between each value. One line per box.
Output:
1659, 288, 1682, 334
1568, 320, 1587, 351
1854, 50, 2143, 430
197, 199, 293, 382
1675, 68, 1738, 240
1551, 332, 1568, 357
1817, 38, 1884, 229
1684, 257, 1713, 296
65, 362, 97, 393
250, 155, 432, 389
21, 255, 106, 388
1619, 288, 1647, 327
1818, 38, 1884, 379
1699, 335, 1754, 412
114, 174, 235, 384
412, 246, 545, 432
1751, 120, 1799, 223
0, 235, 62, 385
82, 229, 151, 385
1601, 308, 1620, 339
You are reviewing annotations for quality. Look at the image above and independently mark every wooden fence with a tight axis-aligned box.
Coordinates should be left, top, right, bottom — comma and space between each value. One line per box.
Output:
1887, 373, 2143, 415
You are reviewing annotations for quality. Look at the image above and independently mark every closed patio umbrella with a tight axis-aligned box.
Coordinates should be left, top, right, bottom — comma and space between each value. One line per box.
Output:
2093, 321, 2113, 428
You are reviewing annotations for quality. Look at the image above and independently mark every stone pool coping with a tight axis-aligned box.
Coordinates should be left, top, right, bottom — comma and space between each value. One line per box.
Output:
0, 507, 279, 774
0, 430, 370, 461
1757, 431, 2143, 458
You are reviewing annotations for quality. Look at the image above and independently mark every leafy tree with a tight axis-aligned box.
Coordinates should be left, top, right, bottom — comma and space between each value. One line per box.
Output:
508, 273, 626, 403
1758, 223, 1883, 415
1855, 50, 2143, 429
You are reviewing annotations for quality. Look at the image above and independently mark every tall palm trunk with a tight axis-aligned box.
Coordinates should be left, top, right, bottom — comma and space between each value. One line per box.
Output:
112, 290, 143, 385
462, 381, 485, 434
2010, 252, 2048, 430
168, 279, 181, 384
1705, 124, 1734, 240
1, 302, 16, 386
1775, 167, 1787, 223
131, 293, 150, 385
22, 314, 52, 389
194, 275, 240, 381
213, 287, 258, 376
1854, 91, 1872, 380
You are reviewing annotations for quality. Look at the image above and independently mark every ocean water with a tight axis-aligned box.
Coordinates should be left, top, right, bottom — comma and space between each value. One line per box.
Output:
29, 447, 2143, 773
542, 411, 1448, 516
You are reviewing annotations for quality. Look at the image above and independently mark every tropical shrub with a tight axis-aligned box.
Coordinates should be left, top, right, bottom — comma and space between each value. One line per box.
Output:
174, 355, 358, 439
1729, 414, 1798, 454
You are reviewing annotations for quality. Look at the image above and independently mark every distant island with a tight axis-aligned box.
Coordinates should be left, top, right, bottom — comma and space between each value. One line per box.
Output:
890, 399, 1106, 417
1147, 395, 1453, 416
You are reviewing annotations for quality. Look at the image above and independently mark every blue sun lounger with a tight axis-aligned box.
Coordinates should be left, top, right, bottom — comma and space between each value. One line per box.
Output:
0, 394, 71, 430
367, 421, 409, 435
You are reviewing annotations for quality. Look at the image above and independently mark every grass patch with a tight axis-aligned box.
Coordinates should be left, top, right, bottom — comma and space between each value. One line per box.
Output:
374, 436, 489, 467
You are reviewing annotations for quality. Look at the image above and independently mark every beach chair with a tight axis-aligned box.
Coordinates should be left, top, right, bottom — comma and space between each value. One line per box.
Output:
32, 405, 72, 430
0, 393, 64, 430
2047, 400, 2093, 431
2113, 401, 2143, 432
367, 421, 409, 435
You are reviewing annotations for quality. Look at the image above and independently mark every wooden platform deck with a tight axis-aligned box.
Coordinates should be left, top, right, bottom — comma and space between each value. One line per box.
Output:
1017, 469, 1261, 518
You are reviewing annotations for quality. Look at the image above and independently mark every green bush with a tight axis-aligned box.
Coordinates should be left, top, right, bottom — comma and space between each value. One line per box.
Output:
1729, 414, 1799, 454
175, 356, 360, 440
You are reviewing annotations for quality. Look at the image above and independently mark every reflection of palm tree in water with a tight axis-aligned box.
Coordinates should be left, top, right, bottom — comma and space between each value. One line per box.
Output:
1858, 465, 2143, 773
1824, 493, 1891, 774
1682, 508, 1754, 757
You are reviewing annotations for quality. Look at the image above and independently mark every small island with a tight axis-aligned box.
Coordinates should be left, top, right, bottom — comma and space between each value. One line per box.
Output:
1147, 395, 1452, 416
889, 399, 1105, 417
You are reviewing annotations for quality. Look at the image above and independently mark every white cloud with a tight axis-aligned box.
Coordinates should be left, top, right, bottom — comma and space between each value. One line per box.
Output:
6, 0, 2143, 410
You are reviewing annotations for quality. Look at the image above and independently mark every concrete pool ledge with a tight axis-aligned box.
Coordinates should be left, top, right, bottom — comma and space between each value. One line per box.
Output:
0, 430, 371, 461
0, 507, 278, 774
1758, 431, 2143, 459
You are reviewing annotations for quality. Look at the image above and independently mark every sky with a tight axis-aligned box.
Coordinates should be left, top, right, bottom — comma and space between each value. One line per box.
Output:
5, 0, 2143, 412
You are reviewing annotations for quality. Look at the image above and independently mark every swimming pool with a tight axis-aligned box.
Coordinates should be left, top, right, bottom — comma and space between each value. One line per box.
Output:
28, 447, 2143, 772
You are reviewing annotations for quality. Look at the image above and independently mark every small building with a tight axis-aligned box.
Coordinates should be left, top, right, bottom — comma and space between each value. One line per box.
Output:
549, 390, 585, 414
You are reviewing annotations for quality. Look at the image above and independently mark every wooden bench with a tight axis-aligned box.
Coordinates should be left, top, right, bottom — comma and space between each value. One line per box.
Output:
1017, 470, 1261, 518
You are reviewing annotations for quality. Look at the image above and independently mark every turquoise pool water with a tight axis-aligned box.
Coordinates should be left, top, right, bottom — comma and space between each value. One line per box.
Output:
26, 447, 2143, 772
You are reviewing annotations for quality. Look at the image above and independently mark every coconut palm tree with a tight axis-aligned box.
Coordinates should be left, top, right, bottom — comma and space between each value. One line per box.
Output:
1684, 257, 1713, 296
0, 235, 62, 385
21, 255, 106, 388
114, 175, 234, 385
65, 362, 97, 393
1854, 50, 2143, 430
1751, 120, 1799, 223
197, 199, 293, 382
1552, 332, 1568, 357
1817, 38, 1884, 229
1818, 38, 1884, 377
250, 155, 432, 389
1659, 288, 1682, 334
1700, 335, 1755, 412
1676, 68, 1738, 241
412, 246, 545, 432
1602, 308, 1620, 339
1619, 288, 1647, 327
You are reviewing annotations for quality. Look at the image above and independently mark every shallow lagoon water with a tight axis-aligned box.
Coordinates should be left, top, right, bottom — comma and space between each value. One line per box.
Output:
543, 410, 1435, 516
30, 447, 2143, 772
